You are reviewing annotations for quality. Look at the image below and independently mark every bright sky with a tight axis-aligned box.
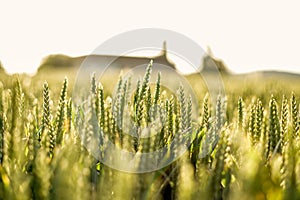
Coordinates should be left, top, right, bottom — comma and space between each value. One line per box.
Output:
0, 0, 300, 74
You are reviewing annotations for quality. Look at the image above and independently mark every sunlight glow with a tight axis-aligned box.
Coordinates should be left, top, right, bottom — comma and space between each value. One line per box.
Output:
1, 0, 300, 75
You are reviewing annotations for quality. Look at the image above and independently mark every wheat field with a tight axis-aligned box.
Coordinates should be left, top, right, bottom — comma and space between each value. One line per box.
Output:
0, 62, 299, 200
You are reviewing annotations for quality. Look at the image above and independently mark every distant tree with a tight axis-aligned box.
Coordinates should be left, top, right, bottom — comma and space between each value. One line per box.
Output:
0, 61, 4, 72
39, 54, 73, 70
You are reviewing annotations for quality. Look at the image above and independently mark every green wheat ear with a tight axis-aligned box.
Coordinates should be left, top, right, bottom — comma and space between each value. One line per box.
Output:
248, 99, 263, 144
201, 94, 210, 131
40, 81, 56, 157
281, 95, 289, 151
90, 73, 97, 95
16, 77, 24, 118
138, 60, 153, 104
291, 92, 299, 138
97, 83, 105, 129
248, 102, 256, 138
216, 95, 226, 131
254, 99, 264, 143
41, 81, 51, 139
238, 97, 244, 130
152, 72, 161, 118
267, 95, 281, 157
135, 61, 153, 126
145, 86, 152, 123
280, 95, 289, 189
0, 84, 4, 164
177, 85, 187, 133
66, 98, 72, 134
186, 96, 192, 131
8, 77, 24, 161
55, 77, 68, 145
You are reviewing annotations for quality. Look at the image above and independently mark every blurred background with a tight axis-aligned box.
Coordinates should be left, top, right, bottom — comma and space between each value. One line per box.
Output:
0, 0, 300, 75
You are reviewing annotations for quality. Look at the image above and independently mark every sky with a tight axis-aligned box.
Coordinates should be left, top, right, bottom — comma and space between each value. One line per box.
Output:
0, 0, 300, 74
